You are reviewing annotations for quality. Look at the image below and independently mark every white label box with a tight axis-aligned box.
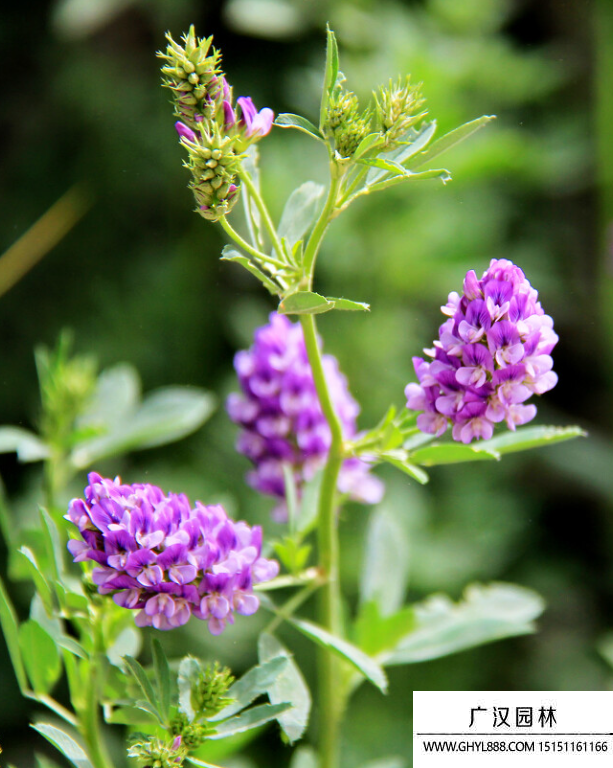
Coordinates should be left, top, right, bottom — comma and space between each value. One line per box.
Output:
414, 691, 613, 767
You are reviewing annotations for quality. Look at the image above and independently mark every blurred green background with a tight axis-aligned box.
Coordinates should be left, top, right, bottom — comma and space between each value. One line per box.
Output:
1, 0, 612, 765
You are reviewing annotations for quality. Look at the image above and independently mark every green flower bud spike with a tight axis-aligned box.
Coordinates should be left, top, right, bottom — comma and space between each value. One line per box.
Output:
325, 89, 372, 159
374, 76, 427, 149
157, 25, 224, 130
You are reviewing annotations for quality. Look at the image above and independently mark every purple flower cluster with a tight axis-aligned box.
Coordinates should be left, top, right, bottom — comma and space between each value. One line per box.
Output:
66, 473, 279, 633
405, 259, 558, 443
227, 313, 384, 519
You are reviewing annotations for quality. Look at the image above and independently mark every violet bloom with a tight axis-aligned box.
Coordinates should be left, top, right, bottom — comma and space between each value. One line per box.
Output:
66, 473, 278, 633
236, 96, 274, 138
405, 259, 558, 443
227, 313, 384, 520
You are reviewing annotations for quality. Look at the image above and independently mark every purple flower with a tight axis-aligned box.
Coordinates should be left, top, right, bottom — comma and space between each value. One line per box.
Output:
405, 259, 558, 443
66, 473, 279, 633
227, 313, 384, 519
236, 97, 274, 138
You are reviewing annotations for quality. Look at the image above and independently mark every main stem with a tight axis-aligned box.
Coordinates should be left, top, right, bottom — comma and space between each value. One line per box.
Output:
80, 613, 114, 768
300, 313, 344, 768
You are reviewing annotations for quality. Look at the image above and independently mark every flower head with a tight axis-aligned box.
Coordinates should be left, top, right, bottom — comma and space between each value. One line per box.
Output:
227, 313, 384, 519
66, 473, 279, 633
405, 259, 558, 443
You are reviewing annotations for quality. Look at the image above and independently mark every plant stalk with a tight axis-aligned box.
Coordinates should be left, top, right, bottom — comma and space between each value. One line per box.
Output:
300, 313, 344, 768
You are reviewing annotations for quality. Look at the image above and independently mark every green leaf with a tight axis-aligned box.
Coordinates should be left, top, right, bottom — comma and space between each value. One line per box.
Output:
30, 594, 86, 660
319, 25, 339, 130
258, 632, 311, 743
360, 506, 410, 616
479, 425, 586, 455
178, 655, 202, 723
325, 297, 370, 311
220, 247, 282, 296
0, 426, 49, 462
124, 655, 163, 723
71, 387, 215, 467
409, 115, 496, 170
0, 575, 28, 692
277, 181, 325, 257
104, 706, 158, 726
289, 618, 388, 694
290, 746, 319, 768
209, 702, 293, 739
279, 292, 370, 315
363, 123, 437, 186
367, 168, 452, 193
353, 132, 384, 160
275, 114, 325, 141
279, 291, 334, 315
410, 443, 500, 466
31, 723, 92, 768
19, 546, 54, 611
76, 363, 140, 433
39, 508, 63, 586
359, 157, 409, 176
381, 582, 545, 665
152, 638, 172, 723
355, 602, 415, 657
20, 620, 62, 693
297, 470, 322, 535
106, 626, 141, 668
211, 656, 289, 721
378, 451, 430, 484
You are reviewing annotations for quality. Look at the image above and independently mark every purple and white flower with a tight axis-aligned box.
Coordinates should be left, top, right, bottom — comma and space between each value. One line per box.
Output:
227, 313, 384, 519
405, 259, 558, 443
66, 473, 279, 633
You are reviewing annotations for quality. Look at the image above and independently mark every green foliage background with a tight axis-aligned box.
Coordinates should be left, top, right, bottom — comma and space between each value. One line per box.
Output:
1, 0, 612, 765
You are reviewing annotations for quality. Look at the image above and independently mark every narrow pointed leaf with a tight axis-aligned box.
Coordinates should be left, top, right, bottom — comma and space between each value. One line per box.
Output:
178, 655, 201, 722
353, 132, 384, 160
20, 620, 62, 693
0, 575, 28, 692
409, 443, 500, 466
326, 297, 370, 311
279, 291, 334, 315
364, 122, 437, 184
379, 451, 430, 484
19, 546, 53, 610
31, 723, 92, 768
152, 638, 172, 722
209, 702, 293, 739
381, 582, 544, 665
360, 507, 410, 616
220, 247, 282, 296
275, 114, 325, 141
258, 632, 311, 743
211, 656, 289, 720
478, 425, 585, 455
367, 168, 451, 193
320, 25, 339, 130
0, 426, 49, 462
289, 617, 388, 693
123, 655, 162, 723
409, 115, 496, 169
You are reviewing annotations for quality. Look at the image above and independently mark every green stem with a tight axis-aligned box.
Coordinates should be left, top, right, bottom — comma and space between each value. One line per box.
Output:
219, 215, 287, 270
303, 164, 342, 286
79, 614, 113, 768
238, 168, 286, 259
300, 313, 344, 768
264, 579, 322, 635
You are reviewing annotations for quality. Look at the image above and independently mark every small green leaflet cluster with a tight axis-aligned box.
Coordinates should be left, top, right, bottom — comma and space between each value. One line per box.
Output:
350, 404, 585, 484
219, 26, 493, 311
0, 335, 214, 501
